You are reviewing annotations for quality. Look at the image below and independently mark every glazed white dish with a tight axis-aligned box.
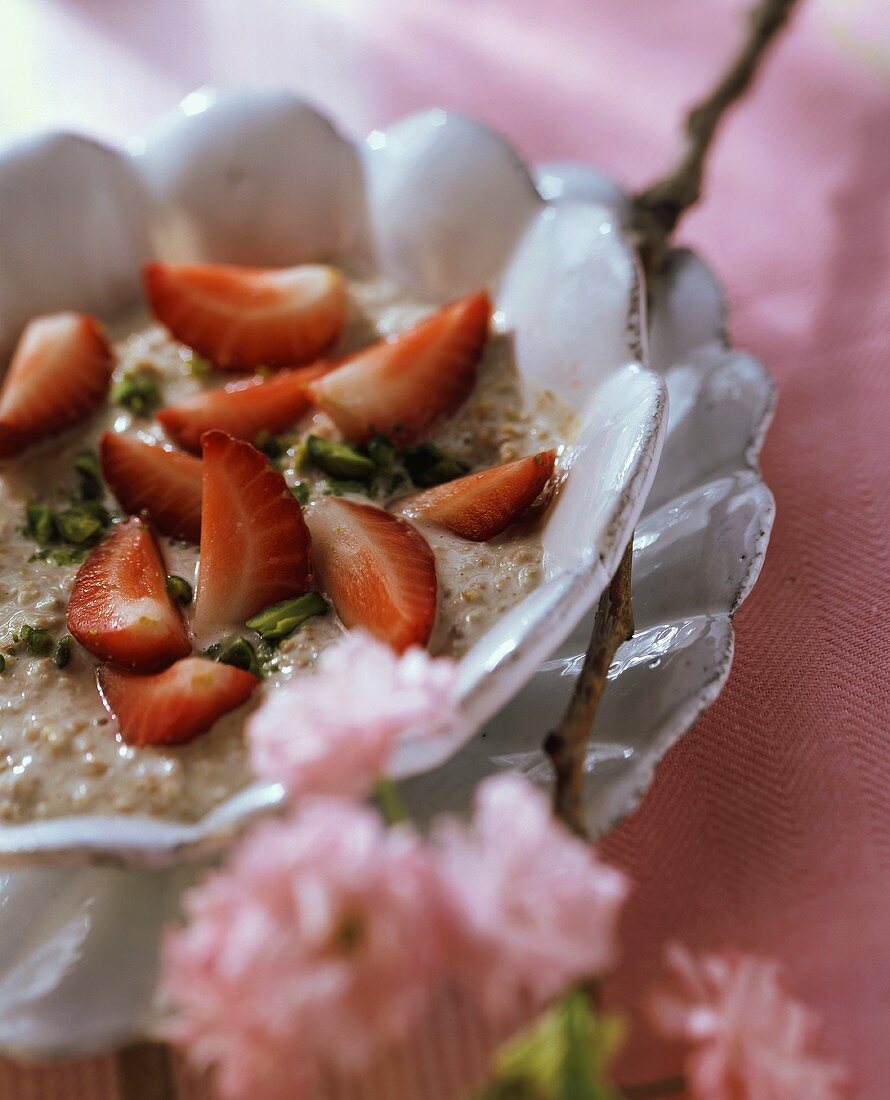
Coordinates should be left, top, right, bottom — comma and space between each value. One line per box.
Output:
0, 91, 773, 1056
0, 91, 664, 864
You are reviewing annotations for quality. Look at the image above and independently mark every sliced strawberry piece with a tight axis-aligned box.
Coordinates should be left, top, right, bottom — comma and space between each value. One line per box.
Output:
195, 430, 312, 632
97, 657, 258, 746
393, 450, 556, 541
305, 291, 491, 444
0, 313, 113, 459
157, 363, 330, 453
100, 431, 203, 544
67, 517, 191, 672
306, 498, 437, 652
143, 261, 347, 371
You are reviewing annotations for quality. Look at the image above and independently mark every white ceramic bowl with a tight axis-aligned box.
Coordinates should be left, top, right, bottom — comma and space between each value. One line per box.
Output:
0, 91, 666, 867
0, 92, 775, 1056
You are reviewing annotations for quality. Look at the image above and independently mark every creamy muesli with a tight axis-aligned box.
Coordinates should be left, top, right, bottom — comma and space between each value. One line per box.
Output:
0, 266, 575, 823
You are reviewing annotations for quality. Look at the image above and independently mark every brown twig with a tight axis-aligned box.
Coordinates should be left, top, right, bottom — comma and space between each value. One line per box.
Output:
630, 0, 803, 274
544, 544, 634, 837
619, 1074, 687, 1098
546, 0, 802, 841
116, 1041, 177, 1100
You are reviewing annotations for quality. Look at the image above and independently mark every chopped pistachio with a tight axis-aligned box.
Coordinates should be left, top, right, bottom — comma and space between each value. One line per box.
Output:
78, 500, 110, 524
323, 479, 370, 497
165, 574, 193, 605
216, 636, 260, 676
111, 370, 161, 416
367, 435, 397, 474
26, 503, 57, 546
290, 482, 311, 505
54, 635, 72, 669
39, 546, 86, 567
74, 450, 103, 499
246, 591, 328, 642
20, 625, 53, 657
203, 642, 222, 660
307, 436, 377, 483
292, 436, 310, 472
55, 506, 104, 545
183, 353, 212, 377
402, 443, 470, 487
253, 430, 287, 460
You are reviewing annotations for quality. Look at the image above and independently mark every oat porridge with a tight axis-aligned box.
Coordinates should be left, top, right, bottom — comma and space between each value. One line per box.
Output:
0, 263, 576, 823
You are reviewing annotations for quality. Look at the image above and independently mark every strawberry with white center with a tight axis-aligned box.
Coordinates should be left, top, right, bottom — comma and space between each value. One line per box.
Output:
157, 363, 330, 454
143, 262, 348, 371
306, 497, 437, 653
394, 450, 556, 541
0, 313, 113, 459
100, 431, 203, 544
97, 657, 258, 746
67, 517, 191, 672
306, 291, 491, 444
194, 430, 312, 633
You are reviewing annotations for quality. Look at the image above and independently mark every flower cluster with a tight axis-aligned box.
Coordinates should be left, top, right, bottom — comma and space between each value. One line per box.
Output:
247, 627, 459, 801
161, 632, 846, 1100
163, 801, 447, 1099
648, 944, 846, 1100
162, 632, 628, 1098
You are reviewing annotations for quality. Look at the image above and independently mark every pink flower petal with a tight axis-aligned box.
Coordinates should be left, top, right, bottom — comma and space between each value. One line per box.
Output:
648, 944, 847, 1099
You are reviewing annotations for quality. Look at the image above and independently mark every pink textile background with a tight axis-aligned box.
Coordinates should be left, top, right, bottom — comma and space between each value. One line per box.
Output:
0, 0, 888, 1096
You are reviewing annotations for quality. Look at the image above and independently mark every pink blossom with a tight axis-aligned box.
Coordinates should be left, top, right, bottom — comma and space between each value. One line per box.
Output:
161, 799, 451, 1098
648, 944, 846, 1099
247, 629, 460, 800
434, 773, 629, 1016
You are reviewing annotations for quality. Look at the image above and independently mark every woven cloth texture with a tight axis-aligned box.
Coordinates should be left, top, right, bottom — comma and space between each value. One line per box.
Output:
0, 0, 887, 1096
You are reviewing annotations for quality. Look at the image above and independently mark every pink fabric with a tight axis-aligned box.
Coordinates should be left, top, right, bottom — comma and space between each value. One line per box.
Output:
1, 0, 888, 1096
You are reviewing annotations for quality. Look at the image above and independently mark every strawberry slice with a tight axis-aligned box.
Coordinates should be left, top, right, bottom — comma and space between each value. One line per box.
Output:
195, 430, 312, 632
100, 431, 203, 544
97, 657, 258, 746
157, 363, 330, 453
143, 261, 347, 371
0, 313, 113, 459
305, 292, 491, 444
393, 450, 556, 541
67, 517, 191, 672
306, 498, 437, 652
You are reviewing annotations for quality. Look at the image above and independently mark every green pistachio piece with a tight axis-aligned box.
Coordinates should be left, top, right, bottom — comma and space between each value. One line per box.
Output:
183, 353, 212, 377
323, 479, 370, 497
367, 435, 397, 474
55, 506, 104, 545
20, 625, 53, 656
74, 450, 103, 499
253, 430, 286, 460
43, 547, 86, 567
246, 591, 328, 642
291, 437, 309, 473
111, 370, 162, 416
165, 574, 193, 605
290, 482, 311, 505
216, 636, 260, 676
402, 443, 470, 488
54, 635, 72, 669
26, 503, 57, 546
306, 436, 377, 483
